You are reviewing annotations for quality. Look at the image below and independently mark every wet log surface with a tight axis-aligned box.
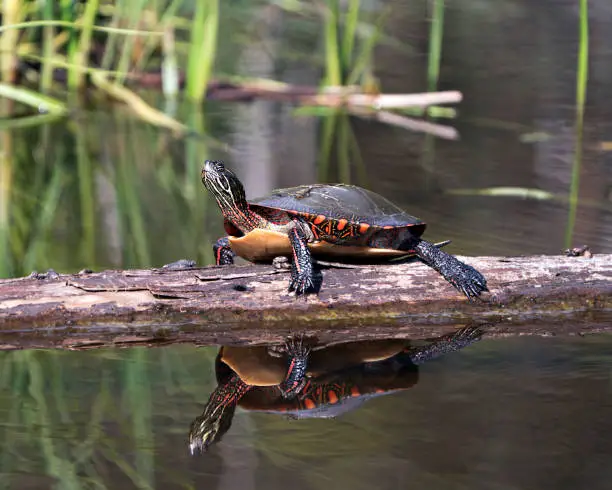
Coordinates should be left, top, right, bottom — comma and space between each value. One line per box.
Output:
0, 255, 610, 350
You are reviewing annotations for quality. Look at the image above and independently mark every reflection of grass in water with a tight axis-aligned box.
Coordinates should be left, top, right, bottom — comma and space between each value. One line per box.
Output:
1, 108, 222, 277
317, 112, 367, 185
0, 121, 66, 277
0, 346, 218, 487
72, 118, 97, 267
564, 0, 588, 248
0, 124, 14, 278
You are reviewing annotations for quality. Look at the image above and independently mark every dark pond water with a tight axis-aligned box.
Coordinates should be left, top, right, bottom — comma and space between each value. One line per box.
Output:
1, 334, 611, 489
1, 0, 612, 488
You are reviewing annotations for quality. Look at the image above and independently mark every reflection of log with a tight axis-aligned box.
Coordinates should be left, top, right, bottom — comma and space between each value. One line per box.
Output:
0, 255, 610, 350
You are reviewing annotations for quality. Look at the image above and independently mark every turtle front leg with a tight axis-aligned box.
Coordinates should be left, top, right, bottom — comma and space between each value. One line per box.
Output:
213, 236, 235, 265
278, 337, 311, 399
287, 226, 315, 295
188, 374, 249, 454
411, 238, 488, 300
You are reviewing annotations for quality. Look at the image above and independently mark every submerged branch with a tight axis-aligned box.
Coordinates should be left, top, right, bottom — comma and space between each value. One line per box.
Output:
0, 255, 610, 350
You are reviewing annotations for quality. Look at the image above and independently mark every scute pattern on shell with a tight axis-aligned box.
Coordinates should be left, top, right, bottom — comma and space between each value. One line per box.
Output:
251, 184, 424, 228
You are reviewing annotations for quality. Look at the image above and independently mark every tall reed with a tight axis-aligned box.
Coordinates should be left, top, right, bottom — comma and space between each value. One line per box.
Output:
186, 0, 219, 101
565, 0, 589, 247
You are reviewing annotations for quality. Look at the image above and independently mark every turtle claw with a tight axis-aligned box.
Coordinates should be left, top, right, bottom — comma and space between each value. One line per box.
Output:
283, 336, 311, 357
408, 325, 484, 365
288, 274, 315, 295
449, 264, 488, 301
273, 256, 291, 270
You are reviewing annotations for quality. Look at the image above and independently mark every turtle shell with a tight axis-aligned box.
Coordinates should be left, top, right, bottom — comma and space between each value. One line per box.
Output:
219, 339, 408, 387
229, 184, 426, 262
252, 184, 424, 229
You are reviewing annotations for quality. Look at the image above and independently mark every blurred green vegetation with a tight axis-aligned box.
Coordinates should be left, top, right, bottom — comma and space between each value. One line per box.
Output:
0, 105, 221, 277
0, 345, 218, 488
0, 0, 595, 274
0, 0, 402, 277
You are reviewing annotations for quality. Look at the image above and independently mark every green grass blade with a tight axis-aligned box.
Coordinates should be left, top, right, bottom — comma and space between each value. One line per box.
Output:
427, 0, 445, 91
60, 0, 79, 89
73, 0, 100, 89
0, 113, 65, 130
323, 0, 342, 86
337, 114, 351, 183
317, 112, 339, 181
565, 0, 589, 248
115, 0, 148, 86
22, 165, 65, 271
0, 83, 67, 114
186, 0, 219, 101
341, 0, 360, 75
346, 11, 386, 86
72, 120, 97, 267
40, 0, 56, 91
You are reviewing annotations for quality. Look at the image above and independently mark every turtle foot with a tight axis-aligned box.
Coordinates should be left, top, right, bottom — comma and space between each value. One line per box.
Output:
213, 236, 235, 266
445, 261, 488, 301
414, 240, 488, 300
288, 273, 315, 296
408, 325, 484, 365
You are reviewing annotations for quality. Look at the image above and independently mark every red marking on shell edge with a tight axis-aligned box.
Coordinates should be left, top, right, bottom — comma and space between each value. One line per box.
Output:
313, 215, 326, 225
304, 398, 316, 409
383, 225, 394, 230
351, 386, 361, 396
358, 223, 370, 234
327, 391, 339, 404
337, 219, 348, 231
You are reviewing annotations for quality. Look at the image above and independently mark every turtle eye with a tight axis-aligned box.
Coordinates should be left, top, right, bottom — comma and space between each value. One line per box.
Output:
204, 159, 225, 174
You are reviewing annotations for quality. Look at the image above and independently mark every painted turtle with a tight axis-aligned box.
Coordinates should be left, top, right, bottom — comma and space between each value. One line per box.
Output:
201, 160, 488, 298
188, 327, 483, 454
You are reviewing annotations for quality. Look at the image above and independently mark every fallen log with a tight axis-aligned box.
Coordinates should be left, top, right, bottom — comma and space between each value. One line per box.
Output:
0, 255, 610, 350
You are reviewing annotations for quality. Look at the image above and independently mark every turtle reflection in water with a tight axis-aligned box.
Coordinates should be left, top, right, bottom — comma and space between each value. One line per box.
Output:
188, 326, 483, 454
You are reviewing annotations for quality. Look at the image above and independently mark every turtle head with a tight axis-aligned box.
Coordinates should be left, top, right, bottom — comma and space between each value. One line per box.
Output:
188, 399, 236, 455
201, 160, 248, 215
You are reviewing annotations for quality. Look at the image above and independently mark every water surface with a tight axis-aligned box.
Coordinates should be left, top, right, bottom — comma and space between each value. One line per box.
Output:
0, 335, 611, 489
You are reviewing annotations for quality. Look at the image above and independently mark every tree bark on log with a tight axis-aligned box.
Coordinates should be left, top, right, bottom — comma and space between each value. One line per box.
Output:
0, 255, 610, 350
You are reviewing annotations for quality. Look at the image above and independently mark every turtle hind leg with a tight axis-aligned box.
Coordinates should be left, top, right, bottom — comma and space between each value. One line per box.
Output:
287, 226, 315, 295
214, 236, 235, 265
279, 336, 311, 399
406, 325, 484, 365
412, 238, 488, 300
